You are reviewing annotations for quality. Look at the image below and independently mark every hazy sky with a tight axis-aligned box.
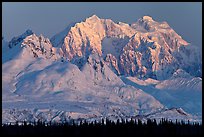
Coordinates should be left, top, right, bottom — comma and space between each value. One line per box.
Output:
2, 2, 202, 47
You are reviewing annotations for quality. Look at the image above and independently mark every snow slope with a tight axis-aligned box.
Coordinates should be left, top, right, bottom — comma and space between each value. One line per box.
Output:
121, 70, 202, 116
3, 31, 167, 123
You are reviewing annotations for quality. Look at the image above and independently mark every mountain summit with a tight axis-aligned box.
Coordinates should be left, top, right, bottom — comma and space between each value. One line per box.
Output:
86, 14, 100, 21
50, 15, 201, 80
141, 15, 154, 21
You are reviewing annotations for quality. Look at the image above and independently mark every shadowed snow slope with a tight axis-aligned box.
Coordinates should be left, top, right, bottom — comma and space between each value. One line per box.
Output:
121, 72, 202, 116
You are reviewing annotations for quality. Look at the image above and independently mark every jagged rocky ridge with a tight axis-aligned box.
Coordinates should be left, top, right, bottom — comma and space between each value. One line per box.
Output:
51, 15, 201, 80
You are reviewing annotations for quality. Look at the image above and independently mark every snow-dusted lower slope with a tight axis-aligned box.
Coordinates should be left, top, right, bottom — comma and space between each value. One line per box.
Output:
145, 108, 201, 123
3, 41, 167, 123
2, 107, 201, 124
2, 50, 201, 123
121, 70, 202, 116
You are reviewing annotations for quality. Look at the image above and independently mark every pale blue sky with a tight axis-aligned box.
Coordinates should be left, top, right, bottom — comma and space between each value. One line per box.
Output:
2, 2, 202, 47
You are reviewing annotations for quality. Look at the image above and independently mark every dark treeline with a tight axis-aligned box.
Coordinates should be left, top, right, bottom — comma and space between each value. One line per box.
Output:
2, 118, 202, 136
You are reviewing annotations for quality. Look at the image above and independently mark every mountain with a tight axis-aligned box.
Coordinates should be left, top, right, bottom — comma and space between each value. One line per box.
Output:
51, 15, 201, 80
2, 30, 166, 123
2, 15, 202, 123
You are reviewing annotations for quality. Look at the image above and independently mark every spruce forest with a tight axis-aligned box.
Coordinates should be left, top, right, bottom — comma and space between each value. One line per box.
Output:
2, 118, 202, 136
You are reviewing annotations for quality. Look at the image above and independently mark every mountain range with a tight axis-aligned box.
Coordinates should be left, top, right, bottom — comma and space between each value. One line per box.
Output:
2, 15, 202, 124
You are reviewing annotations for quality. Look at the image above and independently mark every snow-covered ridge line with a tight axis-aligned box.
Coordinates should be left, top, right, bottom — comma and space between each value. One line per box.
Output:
49, 14, 201, 80
2, 107, 201, 125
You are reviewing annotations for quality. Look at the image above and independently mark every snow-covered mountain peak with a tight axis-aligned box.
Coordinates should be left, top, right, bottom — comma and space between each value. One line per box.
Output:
86, 14, 100, 21
141, 15, 154, 21
84, 15, 103, 25
3, 32, 60, 64
21, 34, 59, 60
136, 16, 159, 32
22, 33, 52, 47
49, 15, 200, 80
